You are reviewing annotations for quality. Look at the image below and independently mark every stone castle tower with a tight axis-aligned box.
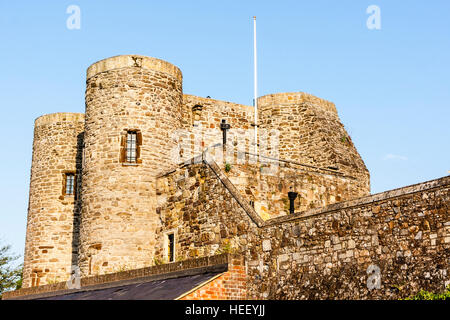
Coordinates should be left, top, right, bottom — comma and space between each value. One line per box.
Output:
22, 55, 370, 288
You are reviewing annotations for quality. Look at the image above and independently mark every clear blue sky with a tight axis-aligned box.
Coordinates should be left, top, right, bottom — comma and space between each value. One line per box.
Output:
0, 1, 449, 258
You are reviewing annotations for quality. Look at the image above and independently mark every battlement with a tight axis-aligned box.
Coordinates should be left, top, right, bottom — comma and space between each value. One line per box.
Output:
86, 55, 183, 81
34, 112, 85, 126
183, 94, 253, 112
258, 92, 337, 114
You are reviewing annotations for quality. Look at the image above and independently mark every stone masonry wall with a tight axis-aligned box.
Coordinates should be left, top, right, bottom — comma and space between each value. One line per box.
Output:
79, 55, 183, 276
156, 159, 449, 299
249, 177, 449, 299
23, 113, 85, 288
155, 162, 260, 263
208, 147, 368, 220
177, 95, 255, 163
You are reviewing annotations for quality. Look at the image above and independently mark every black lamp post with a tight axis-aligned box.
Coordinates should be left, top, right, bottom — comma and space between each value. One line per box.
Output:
220, 119, 231, 145
288, 191, 298, 214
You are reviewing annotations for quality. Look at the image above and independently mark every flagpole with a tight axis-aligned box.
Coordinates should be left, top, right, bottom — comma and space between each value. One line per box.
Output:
253, 16, 258, 156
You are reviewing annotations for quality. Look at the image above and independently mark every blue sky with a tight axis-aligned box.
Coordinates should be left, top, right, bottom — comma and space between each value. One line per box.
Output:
0, 1, 449, 257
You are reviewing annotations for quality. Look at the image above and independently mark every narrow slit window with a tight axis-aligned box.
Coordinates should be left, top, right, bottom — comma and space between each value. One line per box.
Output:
126, 131, 137, 163
167, 233, 175, 263
65, 173, 75, 195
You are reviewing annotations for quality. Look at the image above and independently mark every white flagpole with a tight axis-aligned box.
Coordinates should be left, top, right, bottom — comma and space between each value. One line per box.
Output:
253, 16, 258, 156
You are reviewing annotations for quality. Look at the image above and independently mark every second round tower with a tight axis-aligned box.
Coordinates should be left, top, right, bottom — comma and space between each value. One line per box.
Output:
79, 55, 183, 276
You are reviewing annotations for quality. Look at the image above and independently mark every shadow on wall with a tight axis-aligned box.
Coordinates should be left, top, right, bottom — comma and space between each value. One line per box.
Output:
71, 132, 84, 269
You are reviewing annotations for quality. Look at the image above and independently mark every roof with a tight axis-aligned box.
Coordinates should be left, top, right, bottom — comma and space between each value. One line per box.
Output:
3, 254, 235, 300
37, 271, 222, 300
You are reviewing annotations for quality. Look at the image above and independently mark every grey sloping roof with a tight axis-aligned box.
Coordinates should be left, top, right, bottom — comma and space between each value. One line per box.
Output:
37, 271, 221, 300
3, 255, 234, 301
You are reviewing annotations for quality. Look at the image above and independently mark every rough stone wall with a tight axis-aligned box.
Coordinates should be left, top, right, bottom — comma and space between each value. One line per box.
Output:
156, 160, 449, 299
178, 95, 255, 162
155, 162, 259, 262
250, 178, 449, 300
258, 92, 370, 192
180, 255, 247, 300
78, 55, 183, 276
23, 113, 85, 288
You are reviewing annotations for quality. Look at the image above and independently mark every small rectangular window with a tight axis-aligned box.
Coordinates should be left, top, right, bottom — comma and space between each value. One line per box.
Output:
120, 129, 142, 164
126, 131, 137, 163
167, 233, 175, 263
65, 173, 75, 195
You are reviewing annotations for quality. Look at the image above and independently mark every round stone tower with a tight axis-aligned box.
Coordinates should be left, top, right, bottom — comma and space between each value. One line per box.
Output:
79, 55, 183, 276
258, 92, 370, 194
23, 112, 85, 288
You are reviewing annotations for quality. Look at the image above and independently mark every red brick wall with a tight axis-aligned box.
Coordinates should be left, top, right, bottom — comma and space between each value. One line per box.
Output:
181, 256, 247, 300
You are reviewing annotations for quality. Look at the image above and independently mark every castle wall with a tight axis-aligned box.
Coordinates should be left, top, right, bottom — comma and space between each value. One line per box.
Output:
156, 160, 449, 299
178, 92, 370, 201
155, 163, 259, 262
178, 95, 255, 162
78, 55, 183, 276
218, 153, 366, 220
258, 92, 370, 193
23, 113, 84, 288
251, 177, 449, 300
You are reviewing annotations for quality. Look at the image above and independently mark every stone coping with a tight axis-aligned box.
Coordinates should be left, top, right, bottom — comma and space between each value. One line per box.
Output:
184, 92, 337, 115
206, 144, 356, 179
204, 155, 265, 227
165, 144, 353, 179
265, 175, 450, 226
183, 94, 254, 112
35, 112, 85, 126
86, 55, 183, 81
3, 254, 239, 300
258, 92, 337, 114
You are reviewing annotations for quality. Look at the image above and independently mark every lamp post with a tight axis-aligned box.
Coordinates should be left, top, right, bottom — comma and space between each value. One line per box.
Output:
288, 191, 298, 214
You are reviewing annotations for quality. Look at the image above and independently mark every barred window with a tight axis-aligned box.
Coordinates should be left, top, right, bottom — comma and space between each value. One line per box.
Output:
120, 129, 142, 164
126, 131, 137, 163
65, 173, 75, 195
